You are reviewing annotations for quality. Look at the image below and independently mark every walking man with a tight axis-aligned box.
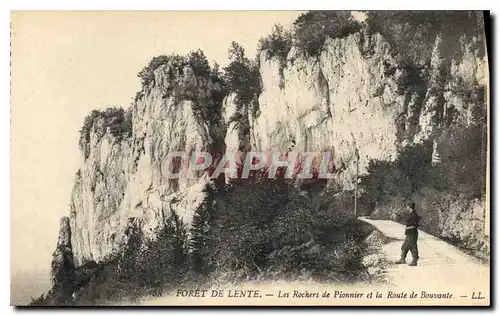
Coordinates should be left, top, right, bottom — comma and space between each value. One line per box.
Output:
395, 202, 421, 266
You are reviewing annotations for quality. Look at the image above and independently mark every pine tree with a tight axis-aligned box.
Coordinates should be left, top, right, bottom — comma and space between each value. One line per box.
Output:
190, 184, 216, 275
135, 210, 189, 291
164, 210, 189, 269
117, 218, 144, 282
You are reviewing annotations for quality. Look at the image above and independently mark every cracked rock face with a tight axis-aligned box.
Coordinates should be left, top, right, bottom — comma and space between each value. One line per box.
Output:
254, 33, 405, 189
67, 29, 487, 265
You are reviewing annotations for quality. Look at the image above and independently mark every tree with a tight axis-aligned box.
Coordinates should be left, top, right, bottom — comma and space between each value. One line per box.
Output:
223, 41, 262, 106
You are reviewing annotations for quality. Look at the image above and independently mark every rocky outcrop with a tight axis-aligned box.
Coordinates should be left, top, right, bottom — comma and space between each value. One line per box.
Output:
416, 189, 489, 258
65, 19, 488, 266
69, 59, 225, 265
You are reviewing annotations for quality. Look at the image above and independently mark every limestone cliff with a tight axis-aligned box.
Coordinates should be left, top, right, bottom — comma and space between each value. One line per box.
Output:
66, 14, 488, 266
225, 31, 488, 189
69, 58, 225, 265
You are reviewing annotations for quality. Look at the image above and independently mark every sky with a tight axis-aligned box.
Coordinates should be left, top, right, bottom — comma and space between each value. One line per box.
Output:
10, 11, 304, 304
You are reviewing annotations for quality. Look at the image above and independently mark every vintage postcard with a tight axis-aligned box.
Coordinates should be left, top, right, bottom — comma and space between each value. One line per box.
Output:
11, 10, 490, 306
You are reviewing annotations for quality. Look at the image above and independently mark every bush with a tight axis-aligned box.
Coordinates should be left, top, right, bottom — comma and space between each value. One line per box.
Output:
135, 211, 189, 293
359, 142, 439, 206
116, 218, 144, 282
136, 50, 226, 128
266, 192, 368, 281
359, 159, 411, 206
223, 41, 262, 106
44, 179, 372, 304
257, 23, 293, 61
293, 11, 362, 57
211, 179, 294, 276
137, 54, 188, 86
209, 61, 225, 87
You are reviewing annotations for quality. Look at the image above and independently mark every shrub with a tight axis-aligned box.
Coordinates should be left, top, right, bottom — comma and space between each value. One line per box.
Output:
117, 218, 144, 282
136, 51, 226, 127
257, 23, 293, 61
359, 142, 437, 206
359, 159, 411, 206
209, 61, 225, 86
47, 179, 372, 304
211, 179, 294, 276
68, 213, 190, 304
223, 41, 262, 106
268, 193, 369, 279
395, 142, 434, 191
293, 11, 362, 57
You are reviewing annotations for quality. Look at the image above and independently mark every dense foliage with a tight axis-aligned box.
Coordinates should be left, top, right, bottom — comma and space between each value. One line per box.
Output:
223, 41, 262, 106
359, 143, 432, 206
365, 11, 485, 65
189, 175, 371, 283
256, 12, 362, 59
293, 11, 362, 57
47, 212, 191, 305
360, 117, 487, 207
36, 10, 489, 306
134, 211, 189, 293
436, 110, 487, 198
35, 175, 372, 305
138, 50, 224, 87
